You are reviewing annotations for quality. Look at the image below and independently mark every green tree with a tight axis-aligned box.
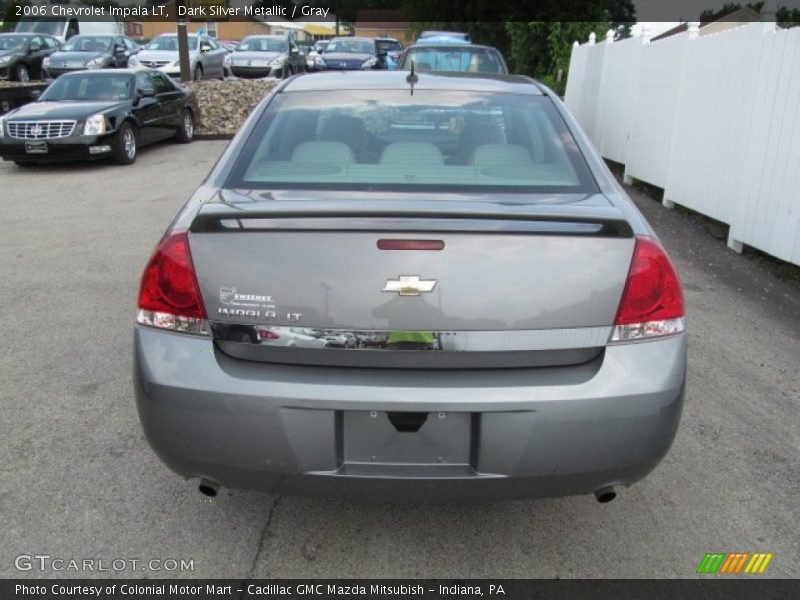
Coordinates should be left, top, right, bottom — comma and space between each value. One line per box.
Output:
698, 2, 799, 27
776, 6, 800, 26
1, 0, 32, 31
506, 21, 609, 94
699, 2, 764, 21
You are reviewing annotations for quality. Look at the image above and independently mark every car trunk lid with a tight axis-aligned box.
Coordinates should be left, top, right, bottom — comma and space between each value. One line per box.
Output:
188, 196, 634, 368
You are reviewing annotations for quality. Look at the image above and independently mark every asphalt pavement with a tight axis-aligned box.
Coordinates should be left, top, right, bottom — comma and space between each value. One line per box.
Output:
1, 141, 798, 579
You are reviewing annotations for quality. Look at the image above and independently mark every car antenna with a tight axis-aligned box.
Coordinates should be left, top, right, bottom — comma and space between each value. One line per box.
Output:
406, 61, 418, 96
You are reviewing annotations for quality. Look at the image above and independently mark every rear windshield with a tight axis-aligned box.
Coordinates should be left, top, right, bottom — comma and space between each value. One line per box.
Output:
325, 39, 374, 54
227, 90, 596, 194
376, 40, 403, 52
420, 31, 470, 40
402, 47, 505, 74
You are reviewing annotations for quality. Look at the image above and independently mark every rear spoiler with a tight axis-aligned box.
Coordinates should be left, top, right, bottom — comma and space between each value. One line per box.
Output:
189, 201, 634, 238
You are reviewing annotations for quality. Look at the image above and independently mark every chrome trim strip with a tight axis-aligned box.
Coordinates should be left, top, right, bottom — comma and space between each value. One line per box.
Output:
210, 324, 612, 352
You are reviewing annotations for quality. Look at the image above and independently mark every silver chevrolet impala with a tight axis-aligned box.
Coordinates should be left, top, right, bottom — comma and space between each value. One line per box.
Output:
133, 71, 686, 502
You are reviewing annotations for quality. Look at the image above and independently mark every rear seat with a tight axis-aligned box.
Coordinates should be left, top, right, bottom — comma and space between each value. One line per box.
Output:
291, 141, 354, 165
380, 142, 444, 165
472, 143, 533, 170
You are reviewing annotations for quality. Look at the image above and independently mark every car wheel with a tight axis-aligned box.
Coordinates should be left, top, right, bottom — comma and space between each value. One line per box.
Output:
174, 109, 194, 144
16, 64, 30, 83
193, 65, 203, 81
113, 122, 137, 165
13, 160, 36, 167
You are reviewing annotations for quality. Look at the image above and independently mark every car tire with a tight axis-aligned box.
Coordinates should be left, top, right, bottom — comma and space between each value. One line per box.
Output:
112, 122, 137, 165
16, 64, 30, 83
193, 65, 203, 81
13, 160, 36, 167
174, 109, 194, 144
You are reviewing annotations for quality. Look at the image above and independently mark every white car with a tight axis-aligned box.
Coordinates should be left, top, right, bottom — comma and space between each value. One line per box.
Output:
129, 33, 226, 80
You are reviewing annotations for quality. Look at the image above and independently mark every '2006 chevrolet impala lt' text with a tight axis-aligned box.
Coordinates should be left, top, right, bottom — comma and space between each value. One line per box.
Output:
133, 71, 686, 501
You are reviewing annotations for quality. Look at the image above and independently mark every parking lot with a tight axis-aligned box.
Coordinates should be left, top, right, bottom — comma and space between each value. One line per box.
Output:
1, 140, 798, 579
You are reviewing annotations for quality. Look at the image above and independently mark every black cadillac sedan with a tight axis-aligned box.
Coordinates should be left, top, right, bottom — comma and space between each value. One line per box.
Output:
0, 69, 197, 166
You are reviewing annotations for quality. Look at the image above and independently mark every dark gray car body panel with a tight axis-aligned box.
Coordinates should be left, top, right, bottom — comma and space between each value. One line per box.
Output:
191, 231, 633, 330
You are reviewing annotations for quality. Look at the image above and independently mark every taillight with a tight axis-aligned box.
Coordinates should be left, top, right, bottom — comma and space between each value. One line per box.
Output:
136, 230, 208, 335
610, 236, 684, 342
256, 327, 280, 340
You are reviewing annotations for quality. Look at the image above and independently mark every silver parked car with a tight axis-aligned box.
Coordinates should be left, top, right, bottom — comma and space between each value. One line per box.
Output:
128, 33, 226, 80
230, 35, 304, 79
134, 72, 686, 502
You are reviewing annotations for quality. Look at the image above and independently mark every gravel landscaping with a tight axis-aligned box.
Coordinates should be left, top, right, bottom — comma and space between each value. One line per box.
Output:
0, 80, 48, 88
182, 78, 277, 137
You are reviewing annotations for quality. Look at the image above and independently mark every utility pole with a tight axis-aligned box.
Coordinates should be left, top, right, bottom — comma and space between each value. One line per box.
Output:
176, 0, 191, 81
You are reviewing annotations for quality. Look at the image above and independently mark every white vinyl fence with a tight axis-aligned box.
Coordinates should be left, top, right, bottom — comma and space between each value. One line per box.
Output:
565, 22, 800, 266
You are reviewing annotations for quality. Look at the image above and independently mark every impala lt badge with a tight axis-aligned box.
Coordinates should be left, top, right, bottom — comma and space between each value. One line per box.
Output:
382, 275, 437, 296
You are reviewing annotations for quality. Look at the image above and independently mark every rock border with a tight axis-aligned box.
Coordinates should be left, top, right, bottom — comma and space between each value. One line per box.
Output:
181, 79, 277, 137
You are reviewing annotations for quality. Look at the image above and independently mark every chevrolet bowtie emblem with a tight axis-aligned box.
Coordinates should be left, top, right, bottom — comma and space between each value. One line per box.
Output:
382, 275, 437, 296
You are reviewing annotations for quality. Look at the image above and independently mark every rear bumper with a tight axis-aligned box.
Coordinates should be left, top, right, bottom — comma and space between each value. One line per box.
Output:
133, 326, 686, 500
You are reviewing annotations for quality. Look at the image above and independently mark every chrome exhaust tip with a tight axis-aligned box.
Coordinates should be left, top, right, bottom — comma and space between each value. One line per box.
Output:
198, 479, 220, 497
594, 486, 617, 503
